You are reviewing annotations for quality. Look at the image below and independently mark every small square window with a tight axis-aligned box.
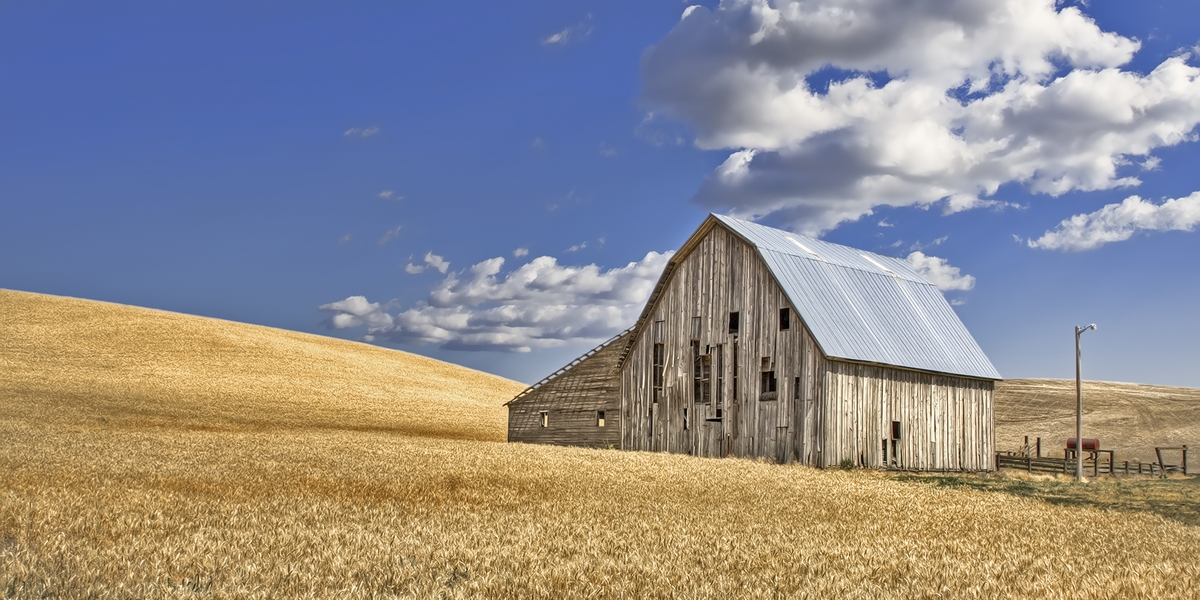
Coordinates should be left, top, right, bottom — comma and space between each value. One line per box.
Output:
597, 411, 606, 427
891, 421, 902, 440
728, 311, 740, 334
540, 412, 549, 428
779, 308, 790, 330
761, 371, 777, 395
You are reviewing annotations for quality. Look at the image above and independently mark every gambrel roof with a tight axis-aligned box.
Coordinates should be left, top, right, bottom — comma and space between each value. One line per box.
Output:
623, 214, 1001, 380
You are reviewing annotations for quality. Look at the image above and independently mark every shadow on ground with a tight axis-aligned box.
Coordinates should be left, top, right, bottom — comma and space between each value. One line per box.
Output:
896, 472, 1200, 528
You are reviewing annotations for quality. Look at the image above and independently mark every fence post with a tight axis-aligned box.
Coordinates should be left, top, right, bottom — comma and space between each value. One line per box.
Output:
1036, 437, 1041, 458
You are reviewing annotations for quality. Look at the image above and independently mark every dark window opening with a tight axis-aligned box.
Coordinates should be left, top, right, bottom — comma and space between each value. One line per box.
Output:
728, 311, 740, 334
715, 344, 724, 406
648, 404, 654, 438
732, 342, 739, 401
793, 377, 801, 401
891, 421, 902, 440
597, 411, 605, 427
540, 411, 549, 428
683, 408, 689, 431
780, 307, 791, 330
652, 343, 664, 404
760, 371, 777, 399
692, 341, 712, 404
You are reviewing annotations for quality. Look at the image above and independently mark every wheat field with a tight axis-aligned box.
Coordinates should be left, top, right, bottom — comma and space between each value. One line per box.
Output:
2, 289, 1199, 598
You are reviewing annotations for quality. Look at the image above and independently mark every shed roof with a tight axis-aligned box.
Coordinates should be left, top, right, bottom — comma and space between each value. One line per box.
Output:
661, 214, 1000, 380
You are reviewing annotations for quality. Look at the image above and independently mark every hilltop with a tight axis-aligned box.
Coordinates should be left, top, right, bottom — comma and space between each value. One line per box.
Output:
996, 378, 1200, 463
2, 289, 1198, 598
0, 289, 523, 441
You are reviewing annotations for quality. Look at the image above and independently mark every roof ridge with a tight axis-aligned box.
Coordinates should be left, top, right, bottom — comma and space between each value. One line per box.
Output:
757, 247, 929, 284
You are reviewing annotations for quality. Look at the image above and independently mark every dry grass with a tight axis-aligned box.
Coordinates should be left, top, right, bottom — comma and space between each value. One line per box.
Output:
3, 289, 1200, 598
996, 378, 1200, 462
0, 289, 524, 441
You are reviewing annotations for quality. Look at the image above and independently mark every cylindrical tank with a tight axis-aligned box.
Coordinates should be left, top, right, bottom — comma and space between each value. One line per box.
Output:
1066, 437, 1099, 451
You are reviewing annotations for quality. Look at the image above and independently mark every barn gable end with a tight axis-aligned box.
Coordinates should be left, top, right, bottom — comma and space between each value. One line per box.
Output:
505, 330, 629, 448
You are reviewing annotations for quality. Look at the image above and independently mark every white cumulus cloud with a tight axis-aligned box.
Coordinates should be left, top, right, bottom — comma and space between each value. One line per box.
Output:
317, 296, 395, 330
1027, 192, 1200, 251
906, 251, 975, 292
320, 251, 673, 352
642, 0, 1200, 235
513, 247, 529, 257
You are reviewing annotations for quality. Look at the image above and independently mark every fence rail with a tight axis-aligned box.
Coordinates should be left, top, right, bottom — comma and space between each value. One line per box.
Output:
995, 452, 1179, 477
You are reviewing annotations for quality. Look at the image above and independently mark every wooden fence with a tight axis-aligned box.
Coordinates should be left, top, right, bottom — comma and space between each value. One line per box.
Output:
995, 451, 1185, 477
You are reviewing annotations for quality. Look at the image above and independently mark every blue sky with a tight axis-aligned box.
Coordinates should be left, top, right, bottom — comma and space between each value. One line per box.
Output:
3, 1, 1200, 387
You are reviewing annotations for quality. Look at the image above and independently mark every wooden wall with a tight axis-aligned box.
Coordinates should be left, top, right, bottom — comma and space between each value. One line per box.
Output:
822, 361, 995, 471
620, 226, 826, 463
619, 224, 996, 471
506, 333, 625, 448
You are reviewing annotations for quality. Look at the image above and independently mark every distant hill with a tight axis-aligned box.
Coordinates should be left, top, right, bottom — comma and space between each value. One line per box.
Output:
996, 378, 1199, 463
4, 288, 1196, 464
0, 289, 525, 441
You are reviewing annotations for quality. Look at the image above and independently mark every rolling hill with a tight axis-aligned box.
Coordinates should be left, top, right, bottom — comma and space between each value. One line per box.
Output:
0, 288, 524, 441
2, 289, 1198, 598
996, 378, 1200, 463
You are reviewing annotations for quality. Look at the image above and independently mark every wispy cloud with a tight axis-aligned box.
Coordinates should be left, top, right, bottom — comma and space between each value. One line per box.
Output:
320, 250, 673, 352
877, 218, 894, 228
339, 234, 353, 244
378, 190, 403, 200
405, 252, 451, 275
513, 247, 529, 258
566, 242, 587, 253
543, 13, 593, 46
344, 126, 380, 138
378, 225, 402, 246
909, 236, 948, 252
1028, 192, 1200, 251
906, 252, 975, 292
599, 143, 617, 157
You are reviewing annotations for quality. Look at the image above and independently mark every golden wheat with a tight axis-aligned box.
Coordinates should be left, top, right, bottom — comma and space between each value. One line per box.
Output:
0, 289, 524, 441
2, 289, 1199, 598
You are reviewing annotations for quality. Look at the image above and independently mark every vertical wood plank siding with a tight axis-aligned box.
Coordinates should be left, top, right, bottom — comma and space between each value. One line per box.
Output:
821, 361, 994, 471
507, 335, 625, 448
619, 226, 995, 470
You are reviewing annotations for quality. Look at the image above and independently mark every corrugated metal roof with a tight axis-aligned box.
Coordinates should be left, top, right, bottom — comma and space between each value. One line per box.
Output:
714, 214, 1001, 380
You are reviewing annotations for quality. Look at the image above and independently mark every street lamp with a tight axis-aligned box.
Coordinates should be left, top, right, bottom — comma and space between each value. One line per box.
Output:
1074, 323, 1097, 482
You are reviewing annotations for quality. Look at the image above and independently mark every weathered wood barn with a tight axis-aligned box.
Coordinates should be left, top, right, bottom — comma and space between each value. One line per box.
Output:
507, 214, 1001, 470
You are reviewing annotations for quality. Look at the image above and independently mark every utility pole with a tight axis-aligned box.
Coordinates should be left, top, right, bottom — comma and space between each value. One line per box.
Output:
1075, 323, 1096, 482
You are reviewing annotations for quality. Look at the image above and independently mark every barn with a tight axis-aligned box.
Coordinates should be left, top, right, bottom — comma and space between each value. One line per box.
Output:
506, 214, 1001, 471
